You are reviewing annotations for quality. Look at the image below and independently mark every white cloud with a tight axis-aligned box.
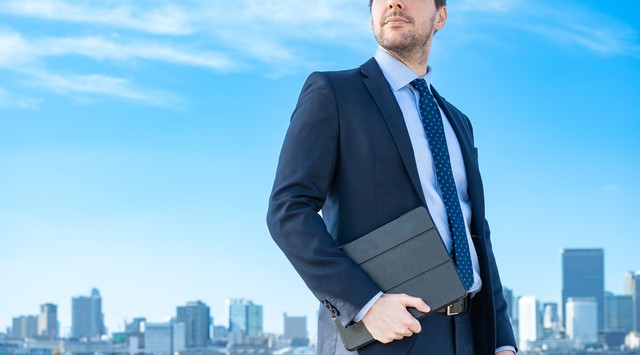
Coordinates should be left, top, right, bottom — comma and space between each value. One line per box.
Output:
0, 30, 34, 67
0, 0, 194, 35
0, 30, 235, 71
451, 0, 639, 57
522, 13, 640, 56
0, 29, 227, 106
0, 87, 40, 109
456, 0, 519, 13
199, 0, 372, 71
24, 70, 180, 107
41, 36, 236, 70
1, 0, 637, 106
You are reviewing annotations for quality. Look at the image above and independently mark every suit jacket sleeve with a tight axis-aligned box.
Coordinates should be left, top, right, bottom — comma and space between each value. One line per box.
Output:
266, 72, 382, 326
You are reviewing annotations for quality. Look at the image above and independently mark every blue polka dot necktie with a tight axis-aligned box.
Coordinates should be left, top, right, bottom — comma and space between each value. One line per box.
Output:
410, 78, 474, 291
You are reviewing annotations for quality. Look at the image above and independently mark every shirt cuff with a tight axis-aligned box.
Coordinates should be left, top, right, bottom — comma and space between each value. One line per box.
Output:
496, 345, 516, 354
353, 291, 384, 322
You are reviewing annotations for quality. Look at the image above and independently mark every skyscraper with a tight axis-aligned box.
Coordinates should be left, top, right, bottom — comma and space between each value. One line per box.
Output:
566, 297, 598, 346
542, 302, 559, 335
605, 292, 633, 333
11, 315, 38, 339
38, 303, 58, 340
71, 288, 105, 339
125, 317, 146, 348
562, 248, 604, 331
283, 313, 308, 343
518, 296, 540, 350
145, 322, 172, 354
624, 271, 640, 332
176, 300, 210, 347
227, 298, 263, 337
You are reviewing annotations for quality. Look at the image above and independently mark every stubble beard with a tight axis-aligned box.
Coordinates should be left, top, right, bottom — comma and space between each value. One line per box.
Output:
375, 14, 436, 65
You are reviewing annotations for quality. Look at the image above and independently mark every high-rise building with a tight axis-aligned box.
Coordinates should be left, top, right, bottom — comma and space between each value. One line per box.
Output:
227, 298, 263, 337
624, 271, 640, 332
125, 317, 145, 333
71, 288, 105, 339
624, 271, 636, 295
145, 323, 172, 355
605, 292, 633, 333
176, 301, 210, 347
143, 321, 185, 354
213, 325, 228, 340
173, 322, 186, 353
126, 317, 146, 348
283, 313, 307, 340
38, 303, 58, 340
542, 302, 559, 335
566, 297, 598, 346
11, 315, 38, 339
562, 249, 604, 331
518, 296, 540, 350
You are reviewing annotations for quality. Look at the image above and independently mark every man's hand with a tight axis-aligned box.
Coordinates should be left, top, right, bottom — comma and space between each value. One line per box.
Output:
361, 293, 431, 343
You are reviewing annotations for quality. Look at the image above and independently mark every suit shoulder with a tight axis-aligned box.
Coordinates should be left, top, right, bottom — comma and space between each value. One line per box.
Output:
304, 67, 362, 87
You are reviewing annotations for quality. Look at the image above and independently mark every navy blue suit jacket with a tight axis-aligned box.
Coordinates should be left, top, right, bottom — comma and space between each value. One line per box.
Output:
267, 58, 516, 354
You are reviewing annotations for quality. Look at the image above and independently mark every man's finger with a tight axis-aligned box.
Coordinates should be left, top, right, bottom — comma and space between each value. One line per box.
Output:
399, 294, 431, 313
407, 318, 422, 334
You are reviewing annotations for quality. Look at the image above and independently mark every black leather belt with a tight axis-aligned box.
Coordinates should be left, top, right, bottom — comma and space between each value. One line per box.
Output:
439, 293, 473, 316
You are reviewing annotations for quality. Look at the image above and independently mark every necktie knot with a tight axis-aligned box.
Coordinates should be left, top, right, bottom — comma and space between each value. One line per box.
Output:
410, 78, 429, 95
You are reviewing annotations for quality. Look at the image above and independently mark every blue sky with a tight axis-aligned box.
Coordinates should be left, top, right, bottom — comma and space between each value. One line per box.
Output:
1, 0, 639, 338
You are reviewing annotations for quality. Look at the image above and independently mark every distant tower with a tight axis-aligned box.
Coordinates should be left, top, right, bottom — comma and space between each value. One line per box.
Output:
176, 301, 211, 347
125, 317, 146, 348
11, 315, 38, 339
71, 288, 105, 339
624, 271, 640, 332
605, 292, 633, 333
144, 323, 172, 354
227, 298, 263, 338
38, 303, 58, 340
542, 302, 559, 336
566, 297, 598, 346
283, 313, 308, 346
518, 296, 540, 350
561, 249, 604, 331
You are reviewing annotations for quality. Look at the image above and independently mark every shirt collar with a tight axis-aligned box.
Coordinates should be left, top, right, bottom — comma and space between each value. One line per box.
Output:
374, 48, 433, 92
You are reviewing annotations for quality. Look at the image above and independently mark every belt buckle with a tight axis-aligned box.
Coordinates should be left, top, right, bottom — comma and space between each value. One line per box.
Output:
446, 304, 461, 316
446, 296, 467, 316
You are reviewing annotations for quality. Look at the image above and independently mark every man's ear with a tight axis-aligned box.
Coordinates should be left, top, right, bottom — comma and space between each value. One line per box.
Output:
435, 6, 447, 31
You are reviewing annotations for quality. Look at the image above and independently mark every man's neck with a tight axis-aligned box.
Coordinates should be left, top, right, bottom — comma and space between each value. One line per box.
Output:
379, 44, 431, 77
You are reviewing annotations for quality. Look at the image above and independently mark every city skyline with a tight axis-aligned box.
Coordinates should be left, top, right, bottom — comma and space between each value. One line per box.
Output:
1, 0, 639, 340
3, 262, 638, 340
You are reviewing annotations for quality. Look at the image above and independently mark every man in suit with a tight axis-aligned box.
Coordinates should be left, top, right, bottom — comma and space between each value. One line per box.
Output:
267, 0, 517, 354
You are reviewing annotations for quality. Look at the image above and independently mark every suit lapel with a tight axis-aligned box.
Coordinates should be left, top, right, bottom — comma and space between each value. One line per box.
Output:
360, 59, 427, 206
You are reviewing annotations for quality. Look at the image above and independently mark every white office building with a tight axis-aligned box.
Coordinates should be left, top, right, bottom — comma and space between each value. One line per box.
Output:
145, 323, 172, 355
566, 297, 598, 346
518, 296, 540, 351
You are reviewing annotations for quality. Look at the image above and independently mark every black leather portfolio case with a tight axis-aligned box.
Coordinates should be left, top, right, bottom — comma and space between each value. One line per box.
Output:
333, 206, 467, 351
